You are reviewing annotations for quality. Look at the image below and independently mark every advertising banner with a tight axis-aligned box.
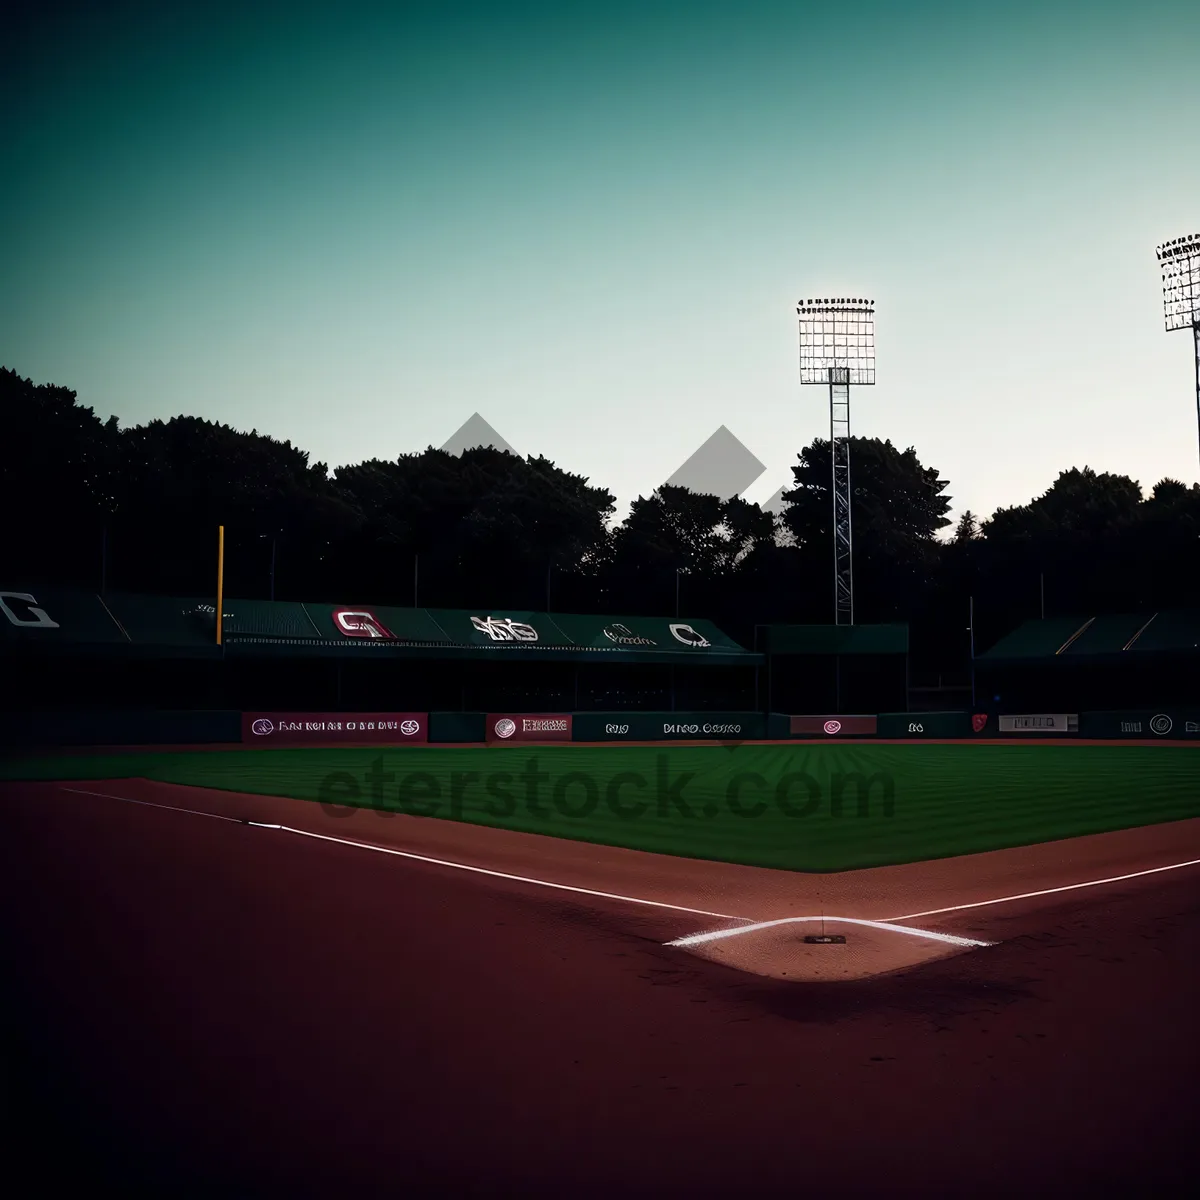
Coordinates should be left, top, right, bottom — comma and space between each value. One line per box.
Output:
1078, 711, 1200, 739
790, 715, 879, 737
486, 713, 573, 743
242, 712, 428, 744
998, 714, 1079, 734
572, 712, 765, 741
876, 711, 977, 738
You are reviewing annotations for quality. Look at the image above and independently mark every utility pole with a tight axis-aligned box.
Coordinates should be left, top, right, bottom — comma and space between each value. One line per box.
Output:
968, 595, 976, 708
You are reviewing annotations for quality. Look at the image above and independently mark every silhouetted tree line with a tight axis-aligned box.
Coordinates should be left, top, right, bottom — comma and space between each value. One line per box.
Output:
4, 366, 1199, 678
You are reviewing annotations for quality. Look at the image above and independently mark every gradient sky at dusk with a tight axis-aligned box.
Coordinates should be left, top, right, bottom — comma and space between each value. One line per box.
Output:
4, 0, 1198, 526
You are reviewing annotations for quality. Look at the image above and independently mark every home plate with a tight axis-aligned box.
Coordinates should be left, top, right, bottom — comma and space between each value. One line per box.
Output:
666, 917, 993, 983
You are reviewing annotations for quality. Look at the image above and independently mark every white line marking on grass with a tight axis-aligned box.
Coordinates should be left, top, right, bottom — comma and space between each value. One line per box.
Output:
667, 917, 993, 949
884, 857, 1200, 922
56, 786, 753, 924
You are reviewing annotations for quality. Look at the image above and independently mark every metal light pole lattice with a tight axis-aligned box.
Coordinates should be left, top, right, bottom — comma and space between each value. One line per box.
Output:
1156, 234, 1200, 471
798, 297, 876, 625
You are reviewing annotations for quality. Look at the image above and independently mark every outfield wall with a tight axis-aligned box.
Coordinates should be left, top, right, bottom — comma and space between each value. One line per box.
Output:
1078, 710, 1200, 738
4, 707, 1199, 749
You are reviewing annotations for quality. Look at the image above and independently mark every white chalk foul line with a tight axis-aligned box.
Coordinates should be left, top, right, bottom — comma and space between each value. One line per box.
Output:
56, 786, 752, 924
882, 855, 1200, 922
667, 916, 993, 950
61, 787, 246, 823
668, 857, 1200, 950
259, 824, 753, 921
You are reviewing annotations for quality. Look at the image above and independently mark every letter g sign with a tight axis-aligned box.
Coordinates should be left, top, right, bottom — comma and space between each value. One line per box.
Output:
0, 592, 60, 629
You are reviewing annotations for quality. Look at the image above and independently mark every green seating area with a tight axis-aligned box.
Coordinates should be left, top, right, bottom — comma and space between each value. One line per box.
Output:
1, 585, 761, 666
975, 617, 1087, 661
1131, 610, 1200, 654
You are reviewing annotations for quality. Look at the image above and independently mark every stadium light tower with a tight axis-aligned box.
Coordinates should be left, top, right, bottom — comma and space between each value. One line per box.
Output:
797, 297, 876, 625
1155, 233, 1200, 470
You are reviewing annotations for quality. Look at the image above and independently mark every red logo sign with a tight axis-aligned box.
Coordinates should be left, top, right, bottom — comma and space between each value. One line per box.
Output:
333, 609, 394, 639
789, 715, 878, 737
972, 713, 988, 733
241, 712, 427, 743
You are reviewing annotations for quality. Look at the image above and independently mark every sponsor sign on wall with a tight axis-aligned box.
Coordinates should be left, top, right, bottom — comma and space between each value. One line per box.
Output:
789, 715, 879, 737
1078, 711, 1200, 738
654, 719, 744, 739
875, 712, 978, 738
486, 713, 573, 742
242, 712, 428, 743
572, 712, 765, 740
998, 714, 1079, 734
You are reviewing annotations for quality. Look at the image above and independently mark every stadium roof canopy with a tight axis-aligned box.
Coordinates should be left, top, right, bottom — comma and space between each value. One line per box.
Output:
0, 587, 761, 666
976, 610, 1200, 665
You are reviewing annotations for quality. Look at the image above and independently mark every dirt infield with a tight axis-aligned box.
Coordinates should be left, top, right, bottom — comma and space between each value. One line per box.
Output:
4, 776, 1198, 1194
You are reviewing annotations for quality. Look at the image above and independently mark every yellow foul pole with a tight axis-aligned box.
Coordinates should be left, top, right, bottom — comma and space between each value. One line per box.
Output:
216, 525, 225, 645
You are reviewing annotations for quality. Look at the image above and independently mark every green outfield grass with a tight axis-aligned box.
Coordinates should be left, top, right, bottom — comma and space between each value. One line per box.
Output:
3, 743, 1198, 871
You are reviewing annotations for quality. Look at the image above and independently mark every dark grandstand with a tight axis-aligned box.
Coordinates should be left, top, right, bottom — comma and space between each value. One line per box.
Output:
0, 586, 760, 718
1, 584, 926, 740
975, 609, 1200, 710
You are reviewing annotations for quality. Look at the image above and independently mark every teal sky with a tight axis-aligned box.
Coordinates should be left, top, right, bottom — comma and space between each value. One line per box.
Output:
4, 0, 1198, 527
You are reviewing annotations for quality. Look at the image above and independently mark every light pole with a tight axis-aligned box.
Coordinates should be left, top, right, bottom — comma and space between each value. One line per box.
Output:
798, 297, 876, 625
261, 531, 280, 601
1155, 234, 1200, 471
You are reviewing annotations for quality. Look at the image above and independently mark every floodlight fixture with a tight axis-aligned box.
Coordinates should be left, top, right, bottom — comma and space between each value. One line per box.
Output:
1155, 233, 1200, 469
798, 297, 875, 386
797, 297, 877, 625
1157, 233, 1200, 332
